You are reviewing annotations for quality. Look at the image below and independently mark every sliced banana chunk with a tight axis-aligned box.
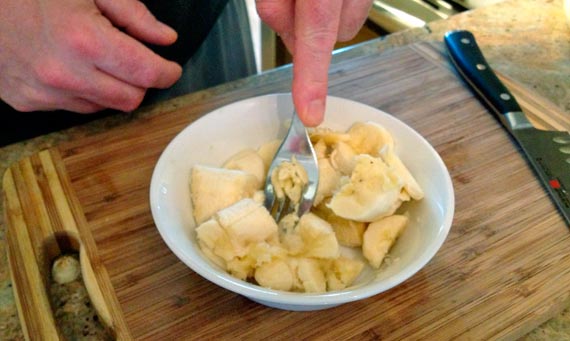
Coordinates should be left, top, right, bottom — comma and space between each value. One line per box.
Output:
215, 199, 279, 257
309, 127, 351, 147
313, 139, 328, 160
295, 258, 327, 293
350, 121, 423, 201
314, 203, 366, 247
282, 213, 340, 259
347, 121, 394, 156
327, 154, 404, 222
329, 141, 357, 175
227, 257, 255, 281
270, 157, 308, 204
362, 215, 408, 269
195, 219, 234, 263
380, 152, 424, 201
325, 257, 365, 291
257, 139, 281, 173
254, 259, 295, 291
314, 157, 342, 206
196, 199, 279, 264
190, 165, 259, 225
223, 148, 266, 189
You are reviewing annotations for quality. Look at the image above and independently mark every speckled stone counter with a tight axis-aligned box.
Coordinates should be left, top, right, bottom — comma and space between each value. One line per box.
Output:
1, 0, 569, 339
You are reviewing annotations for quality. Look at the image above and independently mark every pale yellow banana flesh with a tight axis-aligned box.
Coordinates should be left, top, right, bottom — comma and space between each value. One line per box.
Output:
192, 121, 423, 293
362, 215, 408, 269
190, 165, 259, 225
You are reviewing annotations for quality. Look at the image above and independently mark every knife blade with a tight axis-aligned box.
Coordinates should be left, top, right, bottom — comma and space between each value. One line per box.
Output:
444, 29, 570, 227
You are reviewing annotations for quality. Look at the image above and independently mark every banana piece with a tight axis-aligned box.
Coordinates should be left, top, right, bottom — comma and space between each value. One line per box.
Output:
309, 127, 351, 146
227, 257, 255, 281
327, 154, 404, 222
380, 152, 424, 201
226, 241, 289, 281
223, 148, 266, 189
254, 259, 295, 291
252, 190, 266, 205
278, 213, 299, 236
190, 165, 259, 225
257, 139, 281, 174
325, 257, 365, 291
279, 212, 304, 255
196, 198, 279, 270
294, 258, 327, 293
313, 139, 328, 160
314, 157, 342, 206
349, 121, 424, 200
330, 218, 366, 248
362, 215, 408, 269
347, 121, 394, 156
282, 213, 340, 259
215, 199, 279, 257
247, 242, 288, 266
314, 202, 366, 247
195, 219, 234, 263
270, 157, 308, 204
329, 141, 357, 175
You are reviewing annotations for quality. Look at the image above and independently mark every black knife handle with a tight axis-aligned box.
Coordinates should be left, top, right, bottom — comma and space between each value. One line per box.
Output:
444, 30, 523, 117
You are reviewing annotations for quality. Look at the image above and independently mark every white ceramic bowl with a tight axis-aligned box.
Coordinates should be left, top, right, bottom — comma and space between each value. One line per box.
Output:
149, 93, 454, 311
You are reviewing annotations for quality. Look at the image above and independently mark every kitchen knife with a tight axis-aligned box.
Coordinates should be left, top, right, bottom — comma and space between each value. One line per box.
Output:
444, 29, 570, 226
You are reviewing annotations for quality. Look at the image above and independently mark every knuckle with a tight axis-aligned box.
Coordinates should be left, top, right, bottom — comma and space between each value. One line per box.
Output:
299, 27, 337, 50
118, 90, 145, 112
131, 1, 154, 23
33, 60, 74, 90
137, 66, 162, 88
59, 22, 101, 59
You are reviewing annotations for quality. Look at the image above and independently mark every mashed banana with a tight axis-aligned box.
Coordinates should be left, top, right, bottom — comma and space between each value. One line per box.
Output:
190, 121, 423, 293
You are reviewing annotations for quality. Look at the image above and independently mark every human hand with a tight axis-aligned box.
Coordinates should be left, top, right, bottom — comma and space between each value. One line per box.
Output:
256, 0, 373, 126
0, 0, 182, 113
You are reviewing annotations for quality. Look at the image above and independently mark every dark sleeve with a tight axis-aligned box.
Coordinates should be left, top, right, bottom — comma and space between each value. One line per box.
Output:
142, 0, 230, 65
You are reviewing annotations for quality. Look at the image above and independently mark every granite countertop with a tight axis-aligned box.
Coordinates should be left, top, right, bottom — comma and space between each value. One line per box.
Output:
1, 0, 569, 339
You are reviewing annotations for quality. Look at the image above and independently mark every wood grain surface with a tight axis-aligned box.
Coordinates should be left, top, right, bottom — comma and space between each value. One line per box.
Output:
4, 42, 570, 340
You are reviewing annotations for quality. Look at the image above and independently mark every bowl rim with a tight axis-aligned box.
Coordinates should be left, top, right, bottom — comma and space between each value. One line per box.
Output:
150, 92, 455, 307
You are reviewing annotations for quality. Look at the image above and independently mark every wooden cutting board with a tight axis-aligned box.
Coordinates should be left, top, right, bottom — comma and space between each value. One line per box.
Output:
4, 41, 570, 340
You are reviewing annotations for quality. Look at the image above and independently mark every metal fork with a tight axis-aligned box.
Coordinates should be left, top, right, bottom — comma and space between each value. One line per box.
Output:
263, 109, 319, 222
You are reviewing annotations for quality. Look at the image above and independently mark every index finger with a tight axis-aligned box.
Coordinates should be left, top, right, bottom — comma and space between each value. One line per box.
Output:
292, 0, 343, 127
95, 0, 178, 46
93, 23, 182, 89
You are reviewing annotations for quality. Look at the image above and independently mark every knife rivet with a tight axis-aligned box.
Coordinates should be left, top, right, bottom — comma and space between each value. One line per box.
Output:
476, 64, 487, 70
500, 93, 511, 101
566, 158, 570, 164
461, 38, 470, 44
560, 146, 570, 154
